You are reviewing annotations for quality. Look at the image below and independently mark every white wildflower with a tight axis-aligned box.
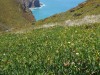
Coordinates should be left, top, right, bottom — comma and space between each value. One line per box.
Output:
71, 62, 75, 65
68, 42, 71, 44
56, 50, 59, 53
3, 53, 6, 56
76, 53, 79, 55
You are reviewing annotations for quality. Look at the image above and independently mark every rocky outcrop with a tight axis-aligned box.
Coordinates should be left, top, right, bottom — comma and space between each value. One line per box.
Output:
33, 0, 40, 7
16, 0, 40, 21
17, 0, 40, 11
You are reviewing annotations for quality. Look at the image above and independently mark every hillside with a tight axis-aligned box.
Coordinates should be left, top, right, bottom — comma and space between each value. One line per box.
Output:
0, 23, 100, 74
0, 0, 34, 32
0, 0, 100, 75
35, 0, 100, 25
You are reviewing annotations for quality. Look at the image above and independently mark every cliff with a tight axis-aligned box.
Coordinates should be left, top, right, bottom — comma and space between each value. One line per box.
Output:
33, 0, 40, 7
0, 0, 35, 31
17, 0, 40, 12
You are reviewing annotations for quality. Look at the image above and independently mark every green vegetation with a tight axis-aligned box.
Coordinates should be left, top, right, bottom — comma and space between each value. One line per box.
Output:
0, 0, 100, 74
0, 23, 100, 74
0, 0, 33, 31
35, 0, 100, 25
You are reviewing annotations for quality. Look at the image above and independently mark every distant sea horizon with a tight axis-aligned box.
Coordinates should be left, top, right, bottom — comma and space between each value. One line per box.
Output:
30, 0, 86, 21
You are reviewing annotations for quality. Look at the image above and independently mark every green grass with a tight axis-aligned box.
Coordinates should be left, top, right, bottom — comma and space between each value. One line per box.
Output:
35, 0, 100, 25
0, 23, 100, 75
0, 0, 33, 31
0, 0, 100, 74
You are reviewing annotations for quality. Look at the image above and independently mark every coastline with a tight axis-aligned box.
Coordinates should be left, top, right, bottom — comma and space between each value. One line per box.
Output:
30, 0, 86, 21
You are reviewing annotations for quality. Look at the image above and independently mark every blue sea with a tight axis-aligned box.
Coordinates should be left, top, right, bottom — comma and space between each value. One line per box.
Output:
30, 0, 86, 21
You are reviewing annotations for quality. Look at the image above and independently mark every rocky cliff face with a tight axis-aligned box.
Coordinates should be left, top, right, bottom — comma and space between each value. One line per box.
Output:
16, 0, 38, 21
33, 0, 40, 7
17, 0, 40, 11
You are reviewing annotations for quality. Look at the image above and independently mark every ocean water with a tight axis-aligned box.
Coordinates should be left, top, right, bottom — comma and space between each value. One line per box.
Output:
31, 0, 86, 21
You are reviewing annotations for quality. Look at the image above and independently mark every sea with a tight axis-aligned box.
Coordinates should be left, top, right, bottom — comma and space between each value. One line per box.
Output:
30, 0, 86, 21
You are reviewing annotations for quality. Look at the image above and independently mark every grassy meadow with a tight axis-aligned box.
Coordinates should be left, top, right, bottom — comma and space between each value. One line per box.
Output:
0, 23, 100, 75
0, 0, 100, 75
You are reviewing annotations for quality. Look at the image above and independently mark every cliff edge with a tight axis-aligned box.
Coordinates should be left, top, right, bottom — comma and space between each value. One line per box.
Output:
17, 0, 40, 12
0, 0, 38, 31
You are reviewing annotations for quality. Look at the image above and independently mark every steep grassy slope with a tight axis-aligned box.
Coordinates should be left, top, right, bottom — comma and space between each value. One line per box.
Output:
35, 0, 100, 25
0, 23, 100, 74
0, 0, 34, 31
